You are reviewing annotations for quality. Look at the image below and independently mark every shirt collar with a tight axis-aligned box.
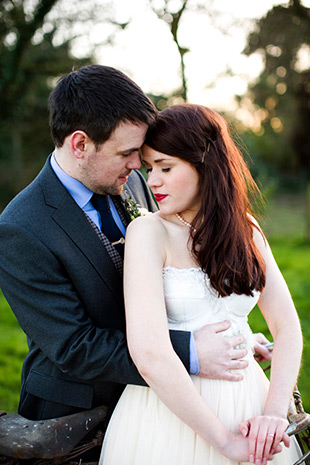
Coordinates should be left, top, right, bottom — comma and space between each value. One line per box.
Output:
50, 152, 93, 209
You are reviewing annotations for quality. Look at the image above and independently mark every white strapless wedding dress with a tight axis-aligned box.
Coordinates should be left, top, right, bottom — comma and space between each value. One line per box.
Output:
99, 267, 301, 465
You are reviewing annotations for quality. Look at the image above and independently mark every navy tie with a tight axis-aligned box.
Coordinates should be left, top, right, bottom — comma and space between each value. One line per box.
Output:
91, 194, 124, 257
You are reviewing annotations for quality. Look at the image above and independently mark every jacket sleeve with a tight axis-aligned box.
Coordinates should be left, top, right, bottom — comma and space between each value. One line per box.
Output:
0, 222, 191, 386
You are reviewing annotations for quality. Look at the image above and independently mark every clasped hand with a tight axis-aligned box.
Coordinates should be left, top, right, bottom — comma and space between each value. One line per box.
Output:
239, 415, 290, 464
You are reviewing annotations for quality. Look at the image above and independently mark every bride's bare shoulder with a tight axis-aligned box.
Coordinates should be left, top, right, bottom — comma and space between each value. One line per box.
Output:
125, 213, 167, 262
126, 212, 167, 237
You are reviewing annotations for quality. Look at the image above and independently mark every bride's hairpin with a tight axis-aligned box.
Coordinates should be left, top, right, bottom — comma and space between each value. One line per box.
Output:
201, 139, 216, 163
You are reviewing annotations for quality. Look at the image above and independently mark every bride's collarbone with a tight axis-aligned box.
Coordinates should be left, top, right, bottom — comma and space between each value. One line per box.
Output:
161, 222, 197, 268
164, 247, 198, 270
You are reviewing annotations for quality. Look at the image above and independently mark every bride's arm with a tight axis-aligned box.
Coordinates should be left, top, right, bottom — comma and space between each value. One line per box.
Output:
240, 223, 303, 464
124, 215, 248, 461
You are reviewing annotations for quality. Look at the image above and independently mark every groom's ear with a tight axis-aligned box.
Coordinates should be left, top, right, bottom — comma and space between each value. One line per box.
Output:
70, 130, 91, 159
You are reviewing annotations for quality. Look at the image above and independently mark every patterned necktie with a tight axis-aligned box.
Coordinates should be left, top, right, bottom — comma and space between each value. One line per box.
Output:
91, 193, 124, 257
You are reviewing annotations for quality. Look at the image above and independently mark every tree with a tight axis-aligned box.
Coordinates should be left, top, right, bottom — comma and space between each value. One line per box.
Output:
242, 0, 310, 173
242, 0, 310, 239
149, 0, 190, 102
0, 0, 128, 207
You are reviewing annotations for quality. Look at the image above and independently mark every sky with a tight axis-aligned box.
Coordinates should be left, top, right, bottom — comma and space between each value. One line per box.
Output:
71, 0, 310, 112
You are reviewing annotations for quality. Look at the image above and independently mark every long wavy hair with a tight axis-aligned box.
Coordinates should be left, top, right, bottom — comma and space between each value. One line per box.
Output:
144, 104, 266, 297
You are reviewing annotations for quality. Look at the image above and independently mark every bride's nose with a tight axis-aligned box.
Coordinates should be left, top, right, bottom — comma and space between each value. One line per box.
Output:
147, 171, 163, 189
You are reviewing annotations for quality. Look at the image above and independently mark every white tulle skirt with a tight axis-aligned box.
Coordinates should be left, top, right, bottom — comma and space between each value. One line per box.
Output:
99, 361, 301, 465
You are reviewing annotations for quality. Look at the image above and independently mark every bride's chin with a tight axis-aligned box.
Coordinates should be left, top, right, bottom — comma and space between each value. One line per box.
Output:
159, 207, 177, 216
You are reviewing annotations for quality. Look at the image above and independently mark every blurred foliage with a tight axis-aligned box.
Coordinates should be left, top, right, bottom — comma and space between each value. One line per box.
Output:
240, 0, 310, 180
232, 0, 310, 241
0, 0, 309, 225
0, 0, 130, 209
248, 234, 310, 412
0, 0, 93, 207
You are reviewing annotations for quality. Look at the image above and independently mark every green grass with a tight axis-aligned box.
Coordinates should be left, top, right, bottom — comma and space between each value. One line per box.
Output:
261, 191, 307, 239
0, 295, 27, 413
248, 236, 310, 412
0, 193, 309, 415
249, 191, 310, 411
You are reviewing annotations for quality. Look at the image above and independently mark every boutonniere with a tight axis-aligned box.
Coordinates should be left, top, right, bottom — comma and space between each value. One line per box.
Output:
123, 193, 149, 220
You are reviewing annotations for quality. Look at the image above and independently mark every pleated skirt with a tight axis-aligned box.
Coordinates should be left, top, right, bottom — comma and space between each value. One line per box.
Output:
99, 361, 301, 465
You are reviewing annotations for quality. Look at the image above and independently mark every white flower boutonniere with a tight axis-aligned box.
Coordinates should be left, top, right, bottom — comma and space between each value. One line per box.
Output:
123, 193, 149, 221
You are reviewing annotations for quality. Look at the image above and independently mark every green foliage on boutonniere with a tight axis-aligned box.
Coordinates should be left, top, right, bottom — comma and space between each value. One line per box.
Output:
123, 193, 149, 221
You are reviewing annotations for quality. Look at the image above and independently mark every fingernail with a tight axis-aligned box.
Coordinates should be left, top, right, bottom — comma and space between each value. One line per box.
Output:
256, 460, 261, 465
249, 455, 254, 463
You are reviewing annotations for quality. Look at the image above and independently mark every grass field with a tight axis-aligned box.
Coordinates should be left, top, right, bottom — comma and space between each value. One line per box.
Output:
0, 294, 27, 412
0, 193, 309, 414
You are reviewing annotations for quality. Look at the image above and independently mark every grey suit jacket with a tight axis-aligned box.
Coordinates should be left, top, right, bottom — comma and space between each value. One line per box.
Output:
0, 157, 190, 420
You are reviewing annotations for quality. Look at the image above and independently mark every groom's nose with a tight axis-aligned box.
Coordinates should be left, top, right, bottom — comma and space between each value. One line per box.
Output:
126, 151, 141, 170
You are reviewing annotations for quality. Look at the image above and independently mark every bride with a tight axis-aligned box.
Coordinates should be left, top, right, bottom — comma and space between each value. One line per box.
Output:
99, 104, 302, 465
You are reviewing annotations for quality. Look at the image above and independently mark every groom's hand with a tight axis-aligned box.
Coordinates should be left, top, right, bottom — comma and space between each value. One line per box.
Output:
194, 320, 248, 381
253, 333, 273, 363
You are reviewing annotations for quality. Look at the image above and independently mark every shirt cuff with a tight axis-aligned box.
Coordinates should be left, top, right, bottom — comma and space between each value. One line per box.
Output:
189, 332, 200, 375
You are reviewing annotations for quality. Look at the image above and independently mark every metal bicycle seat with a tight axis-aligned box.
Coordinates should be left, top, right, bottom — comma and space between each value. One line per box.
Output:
0, 405, 107, 463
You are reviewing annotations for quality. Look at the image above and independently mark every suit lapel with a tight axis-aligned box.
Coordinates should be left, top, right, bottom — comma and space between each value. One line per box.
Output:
83, 213, 123, 276
38, 159, 147, 305
39, 159, 123, 305
113, 195, 131, 228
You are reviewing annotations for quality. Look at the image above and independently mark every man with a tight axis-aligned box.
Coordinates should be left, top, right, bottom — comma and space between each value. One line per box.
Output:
0, 65, 270, 460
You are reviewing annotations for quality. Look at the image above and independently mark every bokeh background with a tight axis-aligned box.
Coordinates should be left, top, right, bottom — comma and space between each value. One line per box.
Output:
0, 0, 309, 414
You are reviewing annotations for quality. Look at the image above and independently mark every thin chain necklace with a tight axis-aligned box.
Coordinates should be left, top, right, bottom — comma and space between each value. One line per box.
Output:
175, 213, 197, 232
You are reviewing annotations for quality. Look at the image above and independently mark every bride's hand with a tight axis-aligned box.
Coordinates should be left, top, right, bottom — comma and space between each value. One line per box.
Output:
221, 430, 282, 463
239, 415, 289, 464
220, 431, 249, 462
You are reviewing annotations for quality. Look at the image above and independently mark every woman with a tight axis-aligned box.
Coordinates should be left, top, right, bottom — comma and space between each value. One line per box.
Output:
99, 104, 302, 464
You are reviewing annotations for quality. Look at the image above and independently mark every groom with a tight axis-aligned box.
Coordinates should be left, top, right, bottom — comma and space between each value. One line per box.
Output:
0, 65, 270, 461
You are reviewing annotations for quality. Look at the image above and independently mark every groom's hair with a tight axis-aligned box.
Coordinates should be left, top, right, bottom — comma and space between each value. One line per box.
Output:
48, 64, 157, 148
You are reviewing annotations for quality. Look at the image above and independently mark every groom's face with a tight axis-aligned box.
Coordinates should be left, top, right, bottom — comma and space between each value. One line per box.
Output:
80, 121, 148, 195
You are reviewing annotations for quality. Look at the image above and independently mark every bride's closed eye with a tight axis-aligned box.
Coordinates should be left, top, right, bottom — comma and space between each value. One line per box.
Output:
146, 167, 171, 174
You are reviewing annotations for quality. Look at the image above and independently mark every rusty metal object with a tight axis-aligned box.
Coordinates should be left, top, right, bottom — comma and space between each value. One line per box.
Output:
286, 388, 310, 465
0, 406, 107, 460
287, 412, 310, 437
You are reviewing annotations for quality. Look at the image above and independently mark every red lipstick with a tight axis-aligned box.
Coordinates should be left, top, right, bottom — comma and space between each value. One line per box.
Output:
154, 194, 168, 203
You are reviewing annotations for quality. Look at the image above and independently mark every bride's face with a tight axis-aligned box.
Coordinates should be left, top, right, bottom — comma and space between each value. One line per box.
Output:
141, 145, 201, 221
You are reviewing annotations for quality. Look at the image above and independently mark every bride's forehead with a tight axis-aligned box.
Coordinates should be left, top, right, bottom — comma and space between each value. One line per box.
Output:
141, 146, 176, 163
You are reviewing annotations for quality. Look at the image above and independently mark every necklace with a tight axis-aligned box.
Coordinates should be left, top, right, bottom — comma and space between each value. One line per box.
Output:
175, 213, 196, 232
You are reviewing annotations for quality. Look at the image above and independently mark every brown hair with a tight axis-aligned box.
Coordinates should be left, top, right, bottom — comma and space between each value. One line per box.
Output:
144, 104, 266, 297
49, 65, 156, 147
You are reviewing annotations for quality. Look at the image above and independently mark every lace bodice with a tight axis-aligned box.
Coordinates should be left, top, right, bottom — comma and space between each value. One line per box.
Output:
163, 266, 260, 361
